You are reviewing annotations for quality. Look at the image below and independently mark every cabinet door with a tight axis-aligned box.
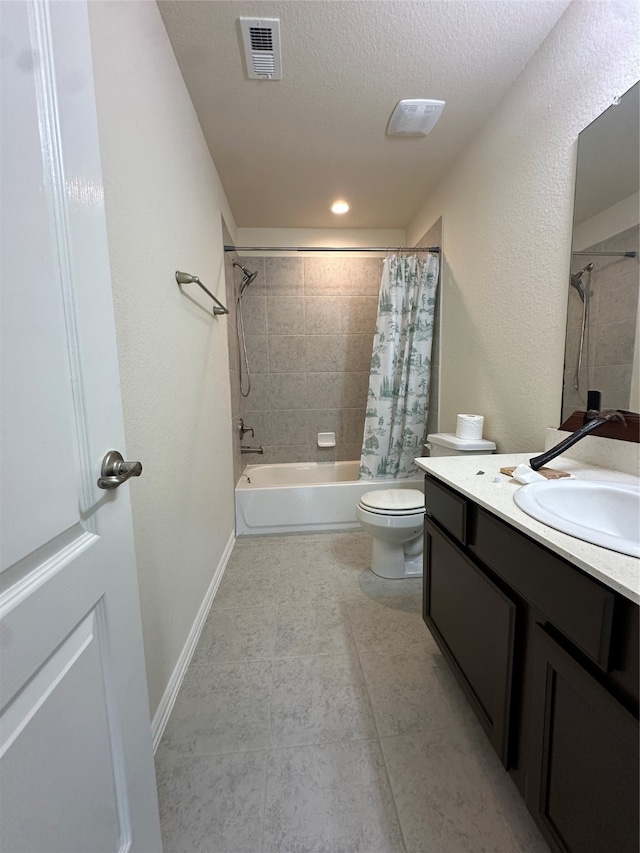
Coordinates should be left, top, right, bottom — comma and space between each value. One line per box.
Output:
529, 625, 639, 853
424, 518, 516, 765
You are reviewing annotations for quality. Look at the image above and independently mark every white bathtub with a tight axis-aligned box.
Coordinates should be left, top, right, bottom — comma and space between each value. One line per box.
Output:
235, 461, 424, 536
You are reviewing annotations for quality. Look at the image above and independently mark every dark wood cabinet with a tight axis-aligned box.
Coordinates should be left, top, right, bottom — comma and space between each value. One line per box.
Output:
422, 474, 640, 853
529, 625, 639, 853
424, 517, 515, 765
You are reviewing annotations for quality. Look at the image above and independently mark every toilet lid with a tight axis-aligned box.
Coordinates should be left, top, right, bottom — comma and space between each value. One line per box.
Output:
359, 489, 425, 512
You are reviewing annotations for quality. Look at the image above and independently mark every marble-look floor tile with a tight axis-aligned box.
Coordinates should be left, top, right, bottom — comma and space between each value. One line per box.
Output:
157, 661, 272, 758
338, 567, 423, 601
263, 739, 405, 853
381, 730, 548, 853
269, 653, 376, 747
359, 648, 477, 737
325, 531, 372, 569
275, 600, 356, 658
345, 596, 436, 652
212, 563, 281, 610
156, 751, 267, 853
192, 606, 278, 665
278, 561, 346, 605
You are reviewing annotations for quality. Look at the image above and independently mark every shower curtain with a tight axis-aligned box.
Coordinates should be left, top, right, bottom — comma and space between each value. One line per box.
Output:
359, 253, 439, 480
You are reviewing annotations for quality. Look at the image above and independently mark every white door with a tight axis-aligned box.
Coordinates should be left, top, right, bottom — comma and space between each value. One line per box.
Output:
0, 1, 162, 850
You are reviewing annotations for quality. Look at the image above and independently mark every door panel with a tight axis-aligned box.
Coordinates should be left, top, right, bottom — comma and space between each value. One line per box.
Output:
0, 1, 162, 848
1, 608, 124, 852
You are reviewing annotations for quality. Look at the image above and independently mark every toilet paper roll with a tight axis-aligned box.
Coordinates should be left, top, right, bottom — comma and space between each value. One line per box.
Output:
456, 414, 484, 440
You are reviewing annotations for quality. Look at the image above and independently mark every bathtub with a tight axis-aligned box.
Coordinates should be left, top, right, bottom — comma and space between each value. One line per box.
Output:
235, 460, 424, 536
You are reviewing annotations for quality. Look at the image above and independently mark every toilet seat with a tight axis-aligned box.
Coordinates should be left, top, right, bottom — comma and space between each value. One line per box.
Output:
358, 489, 425, 516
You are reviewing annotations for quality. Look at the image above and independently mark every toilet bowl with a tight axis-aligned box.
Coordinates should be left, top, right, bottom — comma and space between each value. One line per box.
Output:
356, 489, 425, 579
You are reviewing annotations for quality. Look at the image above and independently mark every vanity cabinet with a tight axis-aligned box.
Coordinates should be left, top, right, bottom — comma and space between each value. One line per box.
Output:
422, 475, 639, 853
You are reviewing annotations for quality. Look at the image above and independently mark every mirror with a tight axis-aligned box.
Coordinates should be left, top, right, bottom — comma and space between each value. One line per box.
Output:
561, 81, 639, 422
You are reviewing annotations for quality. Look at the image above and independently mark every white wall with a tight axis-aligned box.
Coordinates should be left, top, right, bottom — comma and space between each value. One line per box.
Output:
407, 0, 639, 452
88, 1, 237, 716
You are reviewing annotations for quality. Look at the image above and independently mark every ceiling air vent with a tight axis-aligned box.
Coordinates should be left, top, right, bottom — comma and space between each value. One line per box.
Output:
239, 17, 282, 80
387, 100, 446, 137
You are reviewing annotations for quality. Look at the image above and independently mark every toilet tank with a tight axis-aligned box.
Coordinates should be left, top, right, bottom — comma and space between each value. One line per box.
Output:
425, 433, 496, 457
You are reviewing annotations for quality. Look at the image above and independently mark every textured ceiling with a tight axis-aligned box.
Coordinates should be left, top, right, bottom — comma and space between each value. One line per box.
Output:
158, 0, 570, 229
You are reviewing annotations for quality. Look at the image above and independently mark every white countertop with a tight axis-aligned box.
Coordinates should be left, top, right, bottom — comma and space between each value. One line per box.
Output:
415, 453, 640, 604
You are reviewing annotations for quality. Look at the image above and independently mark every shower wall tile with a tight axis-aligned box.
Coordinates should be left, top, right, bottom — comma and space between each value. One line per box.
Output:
229, 369, 240, 419
245, 335, 269, 374
307, 373, 346, 409
592, 365, 633, 410
304, 298, 342, 335
307, 445, 339, 463
267, 298, 305, 336
304, 258, 381, 297
342, 298, 378, 335
246, 374, 271, 412
344, 335, 374, 372
270, 374, 308, 411
343, 372, 370, 409
306, 336, 346, 372
270, 445, 307, 464
342, 408, 366, 444
271, 410, 309, 447
596, 267, 639, 325
303, 259, 349, 297
339, 442, 363, 462
594, 319, 636, 366
306, 409, 344, 444
265, 258, 304, 296
240, 292, 267, 336
269, 336, 307, 373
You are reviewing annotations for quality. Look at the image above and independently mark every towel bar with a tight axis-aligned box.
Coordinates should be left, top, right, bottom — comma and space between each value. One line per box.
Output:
175, 271, 229, 315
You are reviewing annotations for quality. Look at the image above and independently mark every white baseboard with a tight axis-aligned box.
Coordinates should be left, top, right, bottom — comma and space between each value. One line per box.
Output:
151, 530, 235, 752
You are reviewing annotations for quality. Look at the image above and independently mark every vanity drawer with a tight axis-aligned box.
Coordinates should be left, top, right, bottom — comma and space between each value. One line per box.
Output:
472, 508, 615, 670
424, 476, 468, 544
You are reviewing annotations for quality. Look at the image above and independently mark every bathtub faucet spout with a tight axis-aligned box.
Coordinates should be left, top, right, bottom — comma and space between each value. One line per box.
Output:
241, 445, 263, 454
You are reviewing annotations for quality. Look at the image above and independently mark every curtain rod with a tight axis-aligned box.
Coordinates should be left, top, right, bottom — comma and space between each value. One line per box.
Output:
224, 244, 440, 254
572, 250, 637, 257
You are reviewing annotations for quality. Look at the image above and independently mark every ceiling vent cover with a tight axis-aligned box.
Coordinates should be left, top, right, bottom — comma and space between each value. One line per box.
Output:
239, 17, 282, 80
387, 99, 446, 137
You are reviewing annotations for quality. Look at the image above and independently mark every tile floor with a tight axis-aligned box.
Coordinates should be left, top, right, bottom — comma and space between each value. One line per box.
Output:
156, 531, 550, 853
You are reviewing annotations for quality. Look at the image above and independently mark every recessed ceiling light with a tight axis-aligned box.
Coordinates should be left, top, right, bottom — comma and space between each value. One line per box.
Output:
331, 200, 350, 215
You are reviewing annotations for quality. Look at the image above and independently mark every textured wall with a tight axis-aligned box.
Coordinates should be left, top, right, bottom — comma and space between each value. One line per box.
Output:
88, 1, 236, 717
227, 255, 382, 473
563, 225, 639, 419
407, 0, 640, 452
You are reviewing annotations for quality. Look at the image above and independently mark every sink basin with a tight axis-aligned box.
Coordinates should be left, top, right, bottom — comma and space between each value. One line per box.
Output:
514, 479, 640, 558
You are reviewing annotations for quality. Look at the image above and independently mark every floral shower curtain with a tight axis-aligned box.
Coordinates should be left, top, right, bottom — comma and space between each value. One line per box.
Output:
359, 253, 439, 480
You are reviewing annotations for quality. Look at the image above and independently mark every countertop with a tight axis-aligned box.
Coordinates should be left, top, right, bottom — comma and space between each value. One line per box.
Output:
415, 452, 640, 604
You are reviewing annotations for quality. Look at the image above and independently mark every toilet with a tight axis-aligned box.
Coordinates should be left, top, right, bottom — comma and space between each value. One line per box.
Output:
356, 489, 426, 579
357, 433, 496, 580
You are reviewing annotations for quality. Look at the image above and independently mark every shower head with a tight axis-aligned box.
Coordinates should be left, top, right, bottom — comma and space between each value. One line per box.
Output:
570, 263, 594, 301
233, 261, 258, 294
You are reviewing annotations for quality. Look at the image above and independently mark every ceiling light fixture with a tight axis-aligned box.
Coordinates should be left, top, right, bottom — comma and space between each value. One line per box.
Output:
331, 200, 350, 215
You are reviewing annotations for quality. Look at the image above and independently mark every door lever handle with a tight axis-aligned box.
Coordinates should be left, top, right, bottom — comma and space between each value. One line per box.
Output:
98, 450, 143, 490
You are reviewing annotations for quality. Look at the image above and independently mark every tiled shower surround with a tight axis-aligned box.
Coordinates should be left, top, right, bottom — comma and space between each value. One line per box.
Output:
225, 220, 442, 485
562, 224, 639, 420
227, 254, 382, 475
